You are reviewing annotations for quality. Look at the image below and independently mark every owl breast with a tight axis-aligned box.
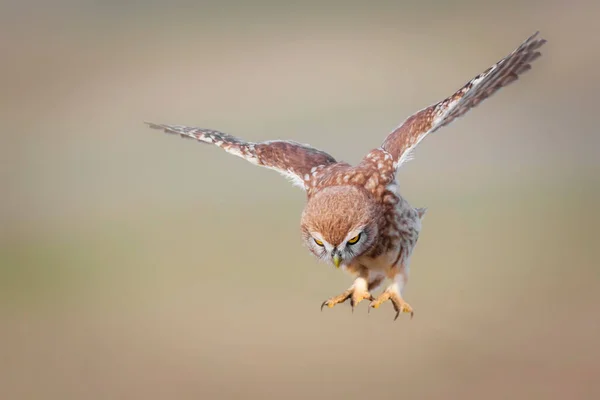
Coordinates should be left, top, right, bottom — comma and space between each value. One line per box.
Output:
360, 188, 422, 275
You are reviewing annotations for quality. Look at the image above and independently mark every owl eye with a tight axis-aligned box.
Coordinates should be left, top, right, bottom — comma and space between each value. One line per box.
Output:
314, 238, 324, 247
347, 233, 361, 245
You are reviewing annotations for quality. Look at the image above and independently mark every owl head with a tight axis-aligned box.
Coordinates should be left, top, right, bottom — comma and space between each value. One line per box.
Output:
300, 185, 384, 268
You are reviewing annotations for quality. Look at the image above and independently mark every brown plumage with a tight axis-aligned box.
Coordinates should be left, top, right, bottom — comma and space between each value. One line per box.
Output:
301, 186, 381, 248
146, 32, 546, 320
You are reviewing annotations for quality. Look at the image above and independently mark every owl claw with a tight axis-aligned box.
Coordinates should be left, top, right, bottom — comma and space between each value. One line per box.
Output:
320, 299, 337, 311
321, 288, 373, 312
392, 304, 414, 321
320, 289, 352, 311
370, 291, 414, 321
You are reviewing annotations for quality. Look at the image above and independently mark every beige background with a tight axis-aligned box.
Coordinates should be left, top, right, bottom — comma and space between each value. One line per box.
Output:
1, 0, 599, 399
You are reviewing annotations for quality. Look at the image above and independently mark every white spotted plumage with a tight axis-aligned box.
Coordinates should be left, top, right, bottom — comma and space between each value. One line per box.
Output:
146, 32, 546, 320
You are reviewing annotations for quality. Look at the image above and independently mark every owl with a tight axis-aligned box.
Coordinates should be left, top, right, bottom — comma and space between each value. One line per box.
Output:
147, 32, 546, 320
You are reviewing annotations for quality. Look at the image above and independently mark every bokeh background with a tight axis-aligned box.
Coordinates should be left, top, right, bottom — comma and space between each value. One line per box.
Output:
2, 0, 599, 399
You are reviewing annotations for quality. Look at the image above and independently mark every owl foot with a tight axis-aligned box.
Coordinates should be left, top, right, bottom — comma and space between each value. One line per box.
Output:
369, 291, 414, 321
321, 287, 374, 312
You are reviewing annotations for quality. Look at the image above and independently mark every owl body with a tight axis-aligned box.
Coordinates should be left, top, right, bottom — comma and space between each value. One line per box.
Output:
302, 148, 423, 277
147, 32, 546, 319
349, 194, 422, 281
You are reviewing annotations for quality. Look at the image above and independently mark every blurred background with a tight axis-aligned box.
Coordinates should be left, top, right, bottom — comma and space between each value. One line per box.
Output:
1, 0, 599, 399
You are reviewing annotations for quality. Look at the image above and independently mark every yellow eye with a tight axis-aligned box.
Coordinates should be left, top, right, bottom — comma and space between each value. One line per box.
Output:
347, 233, 361, 245
314, 238, 324, 247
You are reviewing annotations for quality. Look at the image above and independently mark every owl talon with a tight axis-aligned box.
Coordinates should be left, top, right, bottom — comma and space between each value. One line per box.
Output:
321, 287, 373, 313
320, 299, 342, 311
320, 289, 352, 311
350, 292, 374, 311
370, 291, 413, 321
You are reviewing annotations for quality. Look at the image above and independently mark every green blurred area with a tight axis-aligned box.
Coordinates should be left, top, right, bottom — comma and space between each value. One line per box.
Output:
1, 1, 599, 399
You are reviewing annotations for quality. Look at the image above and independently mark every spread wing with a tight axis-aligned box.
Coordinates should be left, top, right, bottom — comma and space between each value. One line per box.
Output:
146, 123, 337, 189
381, 31, 547, 168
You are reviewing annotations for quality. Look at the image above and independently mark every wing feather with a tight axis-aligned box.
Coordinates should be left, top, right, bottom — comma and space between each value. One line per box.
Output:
146, 123, 337, 189
381, 31, 547, 168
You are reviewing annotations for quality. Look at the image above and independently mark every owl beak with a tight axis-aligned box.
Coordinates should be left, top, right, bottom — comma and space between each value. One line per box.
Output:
332, 253, 342, 269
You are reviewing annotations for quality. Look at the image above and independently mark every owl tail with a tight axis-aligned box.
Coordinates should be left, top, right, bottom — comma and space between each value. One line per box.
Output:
416, 207, 428, 220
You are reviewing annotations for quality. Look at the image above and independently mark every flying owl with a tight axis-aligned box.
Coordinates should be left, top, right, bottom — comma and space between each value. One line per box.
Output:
147, 32, 546, 320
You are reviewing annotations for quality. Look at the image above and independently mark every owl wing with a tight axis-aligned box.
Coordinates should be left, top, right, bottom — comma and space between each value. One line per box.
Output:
381, 31, 546, 168
146, 123, 337, 189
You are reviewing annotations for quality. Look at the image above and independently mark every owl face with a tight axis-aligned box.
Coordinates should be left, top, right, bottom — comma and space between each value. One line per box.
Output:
300, 185, 382, 268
